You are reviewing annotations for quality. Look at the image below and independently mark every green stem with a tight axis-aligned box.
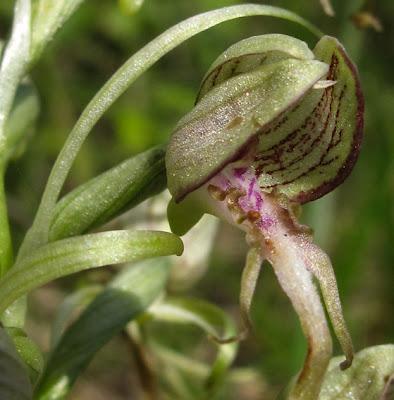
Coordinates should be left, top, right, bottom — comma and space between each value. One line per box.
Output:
19, 4, 322, 257
0, 173, 13, 277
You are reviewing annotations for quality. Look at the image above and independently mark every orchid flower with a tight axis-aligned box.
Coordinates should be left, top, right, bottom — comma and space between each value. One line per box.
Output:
165, 34, 364, 399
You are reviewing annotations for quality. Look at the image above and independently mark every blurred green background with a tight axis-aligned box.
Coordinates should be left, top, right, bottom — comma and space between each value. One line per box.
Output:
1, 0, 393, 399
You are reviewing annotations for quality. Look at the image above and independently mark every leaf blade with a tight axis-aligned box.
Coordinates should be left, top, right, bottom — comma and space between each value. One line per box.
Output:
49, 146, 167, 241
0, 327, 32, 400
31, 0, 85, 63
36, 258, 171, 400
0, 230, 183, 314
0, 0, 31, 156
150, 297, 238, 396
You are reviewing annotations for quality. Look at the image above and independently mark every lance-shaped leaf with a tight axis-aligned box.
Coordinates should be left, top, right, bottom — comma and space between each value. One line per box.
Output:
0, 327, 32, 400
149, 297, 238, 396
0, 0, 31, 151
319, 345, 394, 400
31, 0, 85, 63
6, 327, 44, 384
0, 230, 183, 315
35, 258, 171, 400
50, 285, 103, 348
49, 146, 166, 241
3, 80, 40, 163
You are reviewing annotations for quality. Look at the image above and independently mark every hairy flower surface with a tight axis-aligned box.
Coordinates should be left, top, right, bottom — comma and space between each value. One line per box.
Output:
166, 33, 364, 399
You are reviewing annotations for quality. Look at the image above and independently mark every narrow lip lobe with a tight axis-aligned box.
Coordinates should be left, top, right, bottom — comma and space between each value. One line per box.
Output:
295, 45, 364, 204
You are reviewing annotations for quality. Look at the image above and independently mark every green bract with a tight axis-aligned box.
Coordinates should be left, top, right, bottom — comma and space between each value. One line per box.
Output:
166, 34, 363, 203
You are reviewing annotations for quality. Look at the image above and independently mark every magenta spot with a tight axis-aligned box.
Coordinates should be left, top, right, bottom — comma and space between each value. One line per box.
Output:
248, 178, 257, 199
255, 192, 263, 210
233, 167, 248, 178
260, 215, 274, 229
238, 196, 251, 212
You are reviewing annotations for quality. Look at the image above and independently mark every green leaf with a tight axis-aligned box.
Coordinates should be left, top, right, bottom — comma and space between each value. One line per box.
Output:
50, 285, 103, 348
319, 345, 394, 400
149, 297, 238, 396
166, 57, 328, 201
6, 328, 44, 384
0, 0, 31, 156
0, 327, 32, 400
4, 80, 40, 163
35, 258, 171, 400
49, 146, 167, 241
31, 0, 85, 63
0, 230, 183, 315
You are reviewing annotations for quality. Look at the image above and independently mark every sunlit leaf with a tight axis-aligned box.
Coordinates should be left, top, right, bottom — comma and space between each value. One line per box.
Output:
319, 345, 394, 399
36, 258, 171, 400
49, 146, 166, 241
0, 0, 31, 151
0, 327, 32, 400
31, 0, 85, 62
0, 230, 183, 315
